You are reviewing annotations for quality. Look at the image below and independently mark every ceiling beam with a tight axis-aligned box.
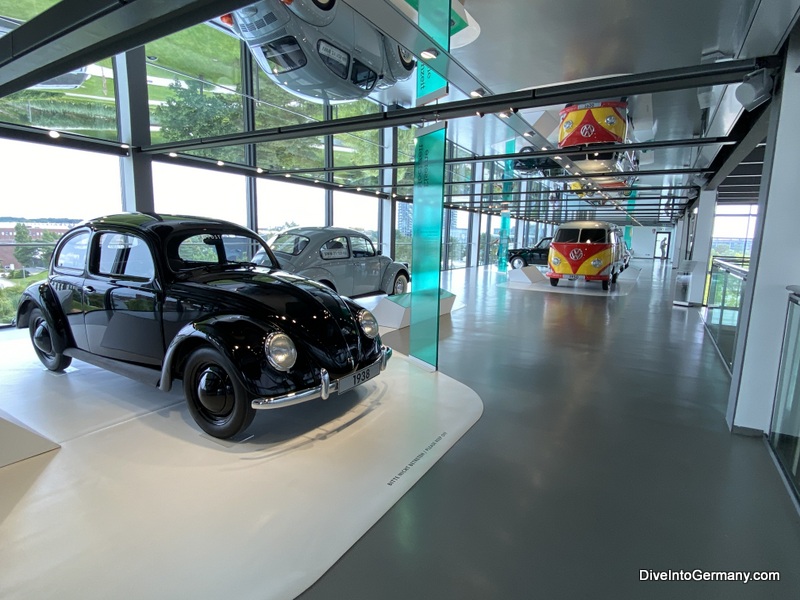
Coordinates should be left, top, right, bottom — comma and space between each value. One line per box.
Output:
142, 57, 776, 153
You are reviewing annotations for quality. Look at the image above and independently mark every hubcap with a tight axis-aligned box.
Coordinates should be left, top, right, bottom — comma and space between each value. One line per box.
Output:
395, 277, 407, 294
33, 321, 53, 354
196, 366, 235, 418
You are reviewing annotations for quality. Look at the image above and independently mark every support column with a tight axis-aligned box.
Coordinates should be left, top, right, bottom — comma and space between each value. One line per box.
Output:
727, 32, 800, 432
113, 47, 153, 213
688, 190, 715, 306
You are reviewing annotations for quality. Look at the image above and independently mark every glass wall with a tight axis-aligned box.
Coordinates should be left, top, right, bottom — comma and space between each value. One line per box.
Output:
333, 191, 379, 242
152, 162, 246, 225
0, 138, 122, 325
257, 179, 325, 238
769, 293, 800, 503
711, 204, 758, 259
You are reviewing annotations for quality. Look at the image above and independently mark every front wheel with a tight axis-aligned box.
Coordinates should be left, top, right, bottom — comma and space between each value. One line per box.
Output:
602, 279, 610, 291
28, 308, 72, 371
510, 256, 527, 269
391, 273, 409, 295
550, 278, 558, 287
183, 347, 255, 439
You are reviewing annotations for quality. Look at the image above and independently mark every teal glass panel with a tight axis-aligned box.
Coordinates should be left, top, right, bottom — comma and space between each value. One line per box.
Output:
497, 139, 514, 272
410, 124, 446, 368
416, 0, 450, 103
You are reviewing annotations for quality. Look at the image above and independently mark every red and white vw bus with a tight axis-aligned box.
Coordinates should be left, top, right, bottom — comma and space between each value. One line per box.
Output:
547, 221, 625, 291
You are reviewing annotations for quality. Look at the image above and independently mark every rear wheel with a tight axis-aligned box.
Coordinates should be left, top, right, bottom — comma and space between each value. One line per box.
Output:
184, 347, 255, 439
602, 279, 610, 291
391, 273, 409, 295
550, 278, 558, 287
28, 308, 71, 371
510, 256, 527, 269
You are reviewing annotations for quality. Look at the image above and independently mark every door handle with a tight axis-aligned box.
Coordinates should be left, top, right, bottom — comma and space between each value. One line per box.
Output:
83, 285, 95, 293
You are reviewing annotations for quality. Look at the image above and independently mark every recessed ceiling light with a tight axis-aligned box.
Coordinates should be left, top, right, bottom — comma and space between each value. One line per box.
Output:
256, 167, 263, 174
420, 48, 439, 60
554, 156, 561, 160
120, 143, 130, 149
541, 146, 547, 150
216, 160, 224, 166
48, 130, 60, 139
168, 152, 177, 158
285, 174, 291, 178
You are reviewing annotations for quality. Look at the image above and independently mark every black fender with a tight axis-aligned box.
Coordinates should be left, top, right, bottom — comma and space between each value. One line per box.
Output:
159, 315, 316, 398
15, 283, 72, 355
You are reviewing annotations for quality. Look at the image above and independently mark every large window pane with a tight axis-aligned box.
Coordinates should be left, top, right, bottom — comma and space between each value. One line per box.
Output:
147, 23, 244, 163
333, 191, 379, 242
256, 179, 324, 238
152, 162, 246, 225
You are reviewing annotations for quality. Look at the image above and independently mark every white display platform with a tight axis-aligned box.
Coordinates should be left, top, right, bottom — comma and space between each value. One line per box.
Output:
507, 265, 548, 284
500, 266, 641, 297
0, 413, 59, 468
0, 329, 483, 600
358, 290, 457, 330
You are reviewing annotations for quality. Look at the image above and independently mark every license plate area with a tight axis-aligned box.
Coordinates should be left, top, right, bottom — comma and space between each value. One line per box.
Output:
337, 364, 375, 394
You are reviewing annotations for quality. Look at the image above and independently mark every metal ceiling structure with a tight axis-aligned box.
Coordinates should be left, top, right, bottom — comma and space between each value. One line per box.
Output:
0, 0, 797, 226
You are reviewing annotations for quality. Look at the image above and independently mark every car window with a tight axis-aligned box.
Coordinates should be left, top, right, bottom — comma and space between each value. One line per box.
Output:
271, 233, 310, 256
54, 231, 89, 273
580, 229, 607, 243
553, 228, 579, 243
318, 40, 349, 79
350, 236, 376, 258
171, 233, 269, 270
263, 36, 307, 74
535, 238, 551, 250
320, 237, 349, 260
351, 59, 377, 90
96, 233, 154, 280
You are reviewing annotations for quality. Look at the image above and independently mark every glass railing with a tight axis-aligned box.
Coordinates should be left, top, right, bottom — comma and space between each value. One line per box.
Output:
768, 287, 800, 503
703, 257, 749, 371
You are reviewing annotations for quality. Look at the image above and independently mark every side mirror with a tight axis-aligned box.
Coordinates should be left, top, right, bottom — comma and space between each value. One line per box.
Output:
376, 249, 382, 255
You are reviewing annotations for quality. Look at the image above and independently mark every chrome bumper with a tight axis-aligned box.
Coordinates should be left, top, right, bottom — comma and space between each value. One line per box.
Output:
251, 346, 392, 410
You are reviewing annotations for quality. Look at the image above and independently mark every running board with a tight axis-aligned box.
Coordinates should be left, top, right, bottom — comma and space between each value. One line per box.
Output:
63, 348, 162, 388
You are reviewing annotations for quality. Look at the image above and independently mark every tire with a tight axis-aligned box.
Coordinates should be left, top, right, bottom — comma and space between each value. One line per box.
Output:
391, 273, 409, 295
550, 278, 558, 287
602, 280, 609, 291
611, 270, 618, 284
28, 308, 72, 371
510, 256, 527, 269
398, 45, 415, 71
311, 0, 335, 9
183, 347, 255, 439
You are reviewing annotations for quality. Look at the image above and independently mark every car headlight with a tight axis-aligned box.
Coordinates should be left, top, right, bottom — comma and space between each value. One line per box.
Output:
265, 332, 297, 372
551, 256, 561, 266
358, 309, 379, 339
591, 258, 603, 268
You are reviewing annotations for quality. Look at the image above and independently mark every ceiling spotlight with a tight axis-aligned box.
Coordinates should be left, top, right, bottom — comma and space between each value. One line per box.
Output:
357, 187, 362, 191
523, 131, 533, 138
476, 111, 484, 117
470, 88, 486, 98
120, 143, 130, 149
420, 48, 439, 60
216, 160, 224, 166
168, 152, 177, 158
48, 130, 60, 139
554, 156, 561, 160
541, 146, 548, 151
285, 174, 291, 178
256, 167, 264, 174
499, 112, 509, 118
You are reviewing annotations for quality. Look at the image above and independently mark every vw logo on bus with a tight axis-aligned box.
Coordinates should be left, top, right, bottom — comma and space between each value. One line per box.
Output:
569, 248, 584, 261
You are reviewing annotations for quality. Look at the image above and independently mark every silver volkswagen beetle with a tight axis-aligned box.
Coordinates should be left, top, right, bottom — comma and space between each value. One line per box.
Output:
259, 227, 410, 297
220, 0, 416, 103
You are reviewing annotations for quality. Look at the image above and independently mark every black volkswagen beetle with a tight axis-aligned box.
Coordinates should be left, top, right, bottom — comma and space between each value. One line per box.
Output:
15, 213, 391, 439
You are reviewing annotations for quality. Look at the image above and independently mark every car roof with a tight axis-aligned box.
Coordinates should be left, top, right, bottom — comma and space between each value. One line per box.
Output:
556, 220, 617, 230
279, 226, 369, 239
78, 213, 257, 244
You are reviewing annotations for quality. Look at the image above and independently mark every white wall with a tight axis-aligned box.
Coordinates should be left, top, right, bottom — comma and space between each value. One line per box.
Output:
628, 226, 674, 259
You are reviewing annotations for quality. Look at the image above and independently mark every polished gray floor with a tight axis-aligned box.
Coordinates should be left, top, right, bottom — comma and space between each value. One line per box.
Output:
300, 260, 800, 599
